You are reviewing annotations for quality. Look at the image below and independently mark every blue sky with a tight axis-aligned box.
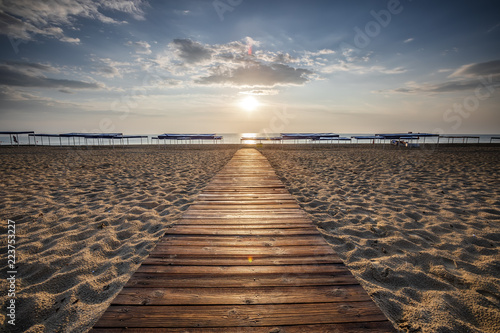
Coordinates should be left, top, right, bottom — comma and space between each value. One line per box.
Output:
0, 0, 499, 134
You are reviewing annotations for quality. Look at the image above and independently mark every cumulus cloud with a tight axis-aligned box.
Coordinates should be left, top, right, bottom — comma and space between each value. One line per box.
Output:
126, 40, 152, 55
91, 57, 138, 78
0, 62, 102, 89
96, 66, 121, 78
155, 37, 317, 88
196, 63, 312, 87
171, 39, 213, 64
305, 49, 336, 56
60, 36, 80, 44
0, 0, 148, 43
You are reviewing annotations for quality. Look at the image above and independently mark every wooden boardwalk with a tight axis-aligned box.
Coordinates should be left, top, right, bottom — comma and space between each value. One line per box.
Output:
91, 148, 395, 332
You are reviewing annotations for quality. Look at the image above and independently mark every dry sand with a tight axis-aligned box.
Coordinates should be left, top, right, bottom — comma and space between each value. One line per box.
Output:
0, 145, 238, 332
1, 144, 499, 332
260, 144, 500, 333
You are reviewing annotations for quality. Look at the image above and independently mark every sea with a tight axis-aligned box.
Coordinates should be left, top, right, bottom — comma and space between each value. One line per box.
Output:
0, 133, 498, 146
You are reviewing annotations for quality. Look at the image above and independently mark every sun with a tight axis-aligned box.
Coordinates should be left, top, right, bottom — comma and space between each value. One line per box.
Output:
240, 96, 260, 111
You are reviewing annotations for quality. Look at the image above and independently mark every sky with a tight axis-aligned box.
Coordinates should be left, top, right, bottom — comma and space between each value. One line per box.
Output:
0, 0, 499, 135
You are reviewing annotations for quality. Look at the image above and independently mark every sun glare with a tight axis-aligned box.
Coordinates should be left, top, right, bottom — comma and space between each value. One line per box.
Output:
240, 96, 259, 111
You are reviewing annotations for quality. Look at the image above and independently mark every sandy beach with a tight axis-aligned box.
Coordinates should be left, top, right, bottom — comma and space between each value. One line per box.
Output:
0, 145, 238, 332
1, 144, 499, 332
260, 144, 500, 333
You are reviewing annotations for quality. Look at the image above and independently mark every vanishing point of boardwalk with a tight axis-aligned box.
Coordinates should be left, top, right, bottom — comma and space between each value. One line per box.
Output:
91, 148, 395, 332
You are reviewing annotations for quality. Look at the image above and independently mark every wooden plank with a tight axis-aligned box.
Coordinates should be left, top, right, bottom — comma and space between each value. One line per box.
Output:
175, 218, 311, 225
181, 213, 308, 219
157, 235, 329, 246
142, 256, 343, 265
124, 272, 360, 288
193, 200, 298, 205
180, 213, 308, 219
202, 188, 289, 193
187, 204, 300, 209
111, 285, 372, 305
198, 193, 291, 197
167, 224, 314, 229
93, 302, 388, 328
91, 321, 396, 332
135, 264, 345, 274
196, 199, 295, 202
150, 245, 336, 256
164, 228, 320, 236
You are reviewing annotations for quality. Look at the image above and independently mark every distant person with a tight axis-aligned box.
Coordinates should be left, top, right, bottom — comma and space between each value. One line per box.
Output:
13, 136, 18, 144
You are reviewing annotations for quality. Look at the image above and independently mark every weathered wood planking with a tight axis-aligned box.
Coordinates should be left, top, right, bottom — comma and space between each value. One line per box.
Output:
91, 148, 395, 332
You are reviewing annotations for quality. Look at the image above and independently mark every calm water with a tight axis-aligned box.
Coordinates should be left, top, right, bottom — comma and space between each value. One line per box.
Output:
1, 133, 498, 145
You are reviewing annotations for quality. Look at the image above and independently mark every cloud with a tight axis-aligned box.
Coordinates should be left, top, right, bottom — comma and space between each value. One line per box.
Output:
58, 89, 74, 94
487, 22, 500, 33
174, 9, 190, 16
0, 62, 102, 89
321, 60, 406, 75
155, 37, 320, 87
91, 57, 139, 78
305, 49, 336, 56
196, 63, 313, 87
3, 60, 58, 74
449, 60, 500, 78
0, 86, 51, 101
403, 38, 414, 43
381, 60, 500, 94
379, 78, 499, 94
239, 89, 279, 96
60, 36, 80, 44
273, 53, 297, 64
126, 40, 152, 55
96, 66, 121, 78
171, 39, 213, 64
0, 0, 148, 43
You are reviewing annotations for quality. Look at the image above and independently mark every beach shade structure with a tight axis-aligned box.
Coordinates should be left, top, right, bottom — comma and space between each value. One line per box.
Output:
439, 135, 480, 144
409, 133, 440, 143
351, 135, 381, 144
375, 133, 426, 148
0, 131, 35, 145
375, 132, 439, 143
29, 133, 63, 146
390, 139, 420, 148
311, 136, 351, 143
490, 136, 500, 143
240, 136, 283, 144
375, 133, 419, 140
281, 133, 339, 143
112, 135, 148, 145
157, 134, 223, 144
60, 133, 123, 146
374, 133, 415, 146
